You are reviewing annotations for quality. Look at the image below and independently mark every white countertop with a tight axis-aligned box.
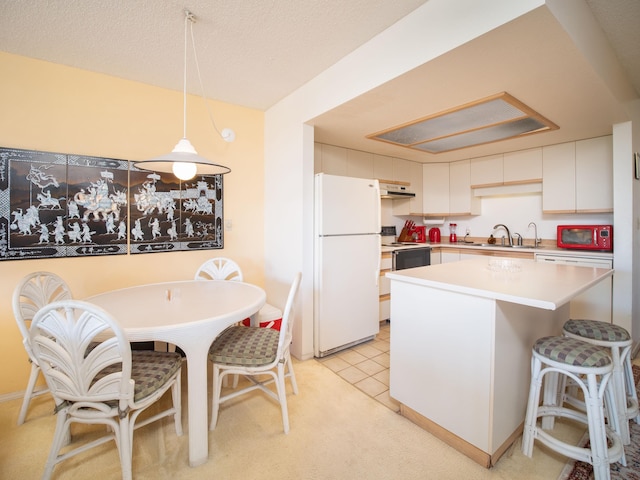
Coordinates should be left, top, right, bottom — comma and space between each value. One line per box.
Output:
381, 242, 614, 259
385, 256, 613, 310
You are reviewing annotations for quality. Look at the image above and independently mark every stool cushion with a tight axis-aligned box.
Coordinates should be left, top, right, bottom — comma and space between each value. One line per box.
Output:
563, 319, 630, 342
534, 336, 611, 368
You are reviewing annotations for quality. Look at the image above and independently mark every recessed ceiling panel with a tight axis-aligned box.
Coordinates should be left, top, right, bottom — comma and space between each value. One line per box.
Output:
368, 92, 558, 154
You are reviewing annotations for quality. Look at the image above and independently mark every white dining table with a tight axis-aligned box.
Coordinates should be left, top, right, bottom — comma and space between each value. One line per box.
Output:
85, 279, 266, 467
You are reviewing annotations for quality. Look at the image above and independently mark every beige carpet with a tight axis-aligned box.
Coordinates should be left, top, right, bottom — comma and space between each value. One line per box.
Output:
0, 359, 577, 480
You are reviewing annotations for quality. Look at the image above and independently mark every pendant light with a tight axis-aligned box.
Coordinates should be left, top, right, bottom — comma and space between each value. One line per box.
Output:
134, 9, 233, 180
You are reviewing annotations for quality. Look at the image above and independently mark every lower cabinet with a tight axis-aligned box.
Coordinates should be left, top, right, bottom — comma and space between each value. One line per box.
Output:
535, 254, 613, 323
379, 252, 392, 321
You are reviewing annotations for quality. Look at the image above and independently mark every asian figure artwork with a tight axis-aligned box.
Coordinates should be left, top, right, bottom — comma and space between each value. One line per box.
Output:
0, 147, 129, 260
0, 146, 224, 261
129, 166, 223, 254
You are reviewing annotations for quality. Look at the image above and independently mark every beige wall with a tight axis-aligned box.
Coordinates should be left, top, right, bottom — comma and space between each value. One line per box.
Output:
0, 52, 266, 396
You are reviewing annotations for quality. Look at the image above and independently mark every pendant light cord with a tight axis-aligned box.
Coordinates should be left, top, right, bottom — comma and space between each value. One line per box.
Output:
185, 9, 229, 141
183, 11, 191, 140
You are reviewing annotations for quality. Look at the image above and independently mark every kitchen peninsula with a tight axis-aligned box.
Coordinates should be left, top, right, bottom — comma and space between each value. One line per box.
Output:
386, 257, 613, 467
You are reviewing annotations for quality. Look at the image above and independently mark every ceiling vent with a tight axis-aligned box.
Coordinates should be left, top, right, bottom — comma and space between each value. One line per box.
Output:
367, 92, 558, 154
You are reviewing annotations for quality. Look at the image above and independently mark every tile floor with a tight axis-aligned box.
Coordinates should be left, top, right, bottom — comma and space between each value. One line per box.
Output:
316, 321, 400, 411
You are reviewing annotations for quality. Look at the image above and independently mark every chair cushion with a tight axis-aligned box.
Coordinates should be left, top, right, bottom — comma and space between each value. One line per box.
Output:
94, 351, 182, 403
533, 336, 611, 368
563, 319, 630, 342
209, 326, 279, 366
130, 351, 182, 402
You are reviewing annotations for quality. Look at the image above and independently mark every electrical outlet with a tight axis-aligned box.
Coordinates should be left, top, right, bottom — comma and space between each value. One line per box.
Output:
225, 219, 232, 231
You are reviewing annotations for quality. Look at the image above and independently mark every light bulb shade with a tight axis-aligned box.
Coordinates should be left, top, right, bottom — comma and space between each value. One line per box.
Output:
134, 137, 231, 177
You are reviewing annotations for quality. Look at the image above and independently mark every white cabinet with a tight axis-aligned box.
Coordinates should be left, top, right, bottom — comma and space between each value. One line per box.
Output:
430, 250, 442, 265
379, 252, 392, 322
542, 136, 612, 213
440, 251, 460, 263
314, 142, 323, 175
471, 149, 542, 188
373, 154, 394, 181
535, 254, 612, 322
347, 149, 374, 179
393, 159, 424, 216
470, 154, 503, 187
423, 163, 449, 216
503, 148, 542, 184
449, 160, 480, 216
576, 136, 613, 212
423, 161, 478, 217
320, 144, 348, 176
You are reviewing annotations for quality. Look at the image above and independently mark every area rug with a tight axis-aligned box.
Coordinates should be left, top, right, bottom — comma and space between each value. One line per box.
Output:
558, 365, 640, 480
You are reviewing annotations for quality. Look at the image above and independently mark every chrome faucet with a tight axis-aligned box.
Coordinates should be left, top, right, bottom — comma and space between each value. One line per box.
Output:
493, 224, 512, 246
528, 222, 541, 248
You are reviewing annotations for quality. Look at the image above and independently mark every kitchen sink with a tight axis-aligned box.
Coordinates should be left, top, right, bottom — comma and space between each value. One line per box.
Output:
460, 243, 535, 249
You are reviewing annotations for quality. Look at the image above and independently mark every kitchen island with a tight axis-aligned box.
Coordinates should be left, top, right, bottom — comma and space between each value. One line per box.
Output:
386, 257, 614, 468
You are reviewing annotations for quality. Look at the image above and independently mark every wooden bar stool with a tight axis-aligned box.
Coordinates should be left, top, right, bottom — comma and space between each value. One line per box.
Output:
563, 319, 640, 445
522, 336, 625, 480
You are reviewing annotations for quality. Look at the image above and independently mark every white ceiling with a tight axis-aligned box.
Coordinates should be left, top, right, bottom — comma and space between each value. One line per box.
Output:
0, 0, 638, 163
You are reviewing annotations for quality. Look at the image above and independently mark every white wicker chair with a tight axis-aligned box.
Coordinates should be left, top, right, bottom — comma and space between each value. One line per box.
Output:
30, 299, 183, 480
12, 271, 72, 425
209, 272, 301, 433
195, 257, 283, 327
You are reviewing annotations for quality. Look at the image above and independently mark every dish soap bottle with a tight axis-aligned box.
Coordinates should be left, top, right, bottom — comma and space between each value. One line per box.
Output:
487, 234, 496, 244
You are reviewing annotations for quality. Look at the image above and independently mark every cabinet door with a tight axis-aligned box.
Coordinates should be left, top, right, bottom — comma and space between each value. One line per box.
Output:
347, 149, 374, 179
423, 163, 449, 215
314, 142, 323, 175
409, 160, 423, 215
470, 154, 503, 188
393, 159, 423, 216
503, 147, 542, 184
575, 136, 613, 212
440, 251, 460, 263
543, 142, 575, 213
373, 154, 394, 181
321, 144, 348, 176
449, 160, 480, 215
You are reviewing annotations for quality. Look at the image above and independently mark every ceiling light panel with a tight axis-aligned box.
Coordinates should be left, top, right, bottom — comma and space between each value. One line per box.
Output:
368, 92, 558, 154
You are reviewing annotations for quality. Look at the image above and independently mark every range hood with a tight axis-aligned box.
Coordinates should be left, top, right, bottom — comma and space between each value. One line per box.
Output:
380, 182, 415, 199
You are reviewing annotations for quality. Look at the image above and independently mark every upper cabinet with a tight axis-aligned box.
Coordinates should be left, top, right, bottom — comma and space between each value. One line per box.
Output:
542, 136, 612, 214
317, 144, 347, 176
392, 158, 423, 216
470, 149, 542, 188
422, 161, 479, 217
423, 163, 449, 216
449, 160, 480, 215
373, 154, 394, 181
346, 149, 374, 179
470, 154, 503, 187
422, 160, 480, 217
575, 136, 613, 212
503, 148, 542, 184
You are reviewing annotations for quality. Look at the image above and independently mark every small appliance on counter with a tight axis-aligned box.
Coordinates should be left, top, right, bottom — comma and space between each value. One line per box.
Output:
449, 223, 457, 243
557, 225, 613, 251
428, 227, 441, 243
397, 221, 427, 243
381, 225, 397, 244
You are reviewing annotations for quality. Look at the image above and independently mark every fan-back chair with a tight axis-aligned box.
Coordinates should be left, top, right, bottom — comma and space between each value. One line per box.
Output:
12, 271, 72, 425
209, 272, 302, 433
29, 299, 183, 480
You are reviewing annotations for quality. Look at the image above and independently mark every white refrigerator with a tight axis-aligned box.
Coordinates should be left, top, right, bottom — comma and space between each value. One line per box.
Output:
314, 173, 381, 357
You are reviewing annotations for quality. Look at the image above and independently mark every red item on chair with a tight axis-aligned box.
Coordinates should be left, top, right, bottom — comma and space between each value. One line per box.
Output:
240, 317, 283, 330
